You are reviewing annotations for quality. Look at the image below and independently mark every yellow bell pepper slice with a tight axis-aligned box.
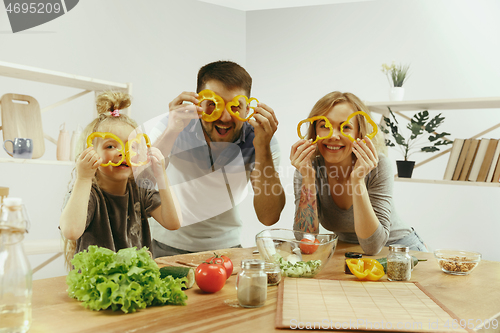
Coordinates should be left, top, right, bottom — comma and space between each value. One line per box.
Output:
125, 133, 151, 167
297, 116, 333, 144
340, 111, 378, 142
346, 258, 385, 281
226, 95, 259, 122
86, 132, 125, 167
197, 89, 225, 122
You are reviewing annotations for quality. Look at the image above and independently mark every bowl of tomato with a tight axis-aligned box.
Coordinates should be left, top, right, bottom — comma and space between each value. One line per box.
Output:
255, 228, 338, 278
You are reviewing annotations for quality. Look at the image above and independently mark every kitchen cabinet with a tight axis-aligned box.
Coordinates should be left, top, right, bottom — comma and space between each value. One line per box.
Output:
365, 97, 500, 187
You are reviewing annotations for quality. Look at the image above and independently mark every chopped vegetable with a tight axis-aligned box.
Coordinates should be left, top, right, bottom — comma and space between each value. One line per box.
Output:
340, 111, 378, 142
159, 266, 195, 289
66, 246, 187, 313
273, 253, 322, 278
346, 258, 385, 281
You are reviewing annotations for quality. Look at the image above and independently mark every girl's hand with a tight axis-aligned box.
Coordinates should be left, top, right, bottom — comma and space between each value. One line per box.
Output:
148, 147, 166, 181
167, 92, 202, 133
76, 147, 101, 181
351, 137, 378, 182
290, 139, 317, 179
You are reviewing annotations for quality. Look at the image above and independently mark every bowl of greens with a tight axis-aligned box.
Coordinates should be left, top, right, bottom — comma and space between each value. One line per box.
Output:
255, 228, 338, 278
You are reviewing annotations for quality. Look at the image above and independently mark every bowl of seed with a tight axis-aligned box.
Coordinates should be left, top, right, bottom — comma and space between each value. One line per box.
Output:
434, 249, 481, 275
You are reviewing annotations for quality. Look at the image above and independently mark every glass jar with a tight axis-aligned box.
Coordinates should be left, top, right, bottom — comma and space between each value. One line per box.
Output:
264, 262, 281, 286
387, 244, 411, 281
236, 259, 267, 308
0, 198, 32, 333
344, 252, 362, 274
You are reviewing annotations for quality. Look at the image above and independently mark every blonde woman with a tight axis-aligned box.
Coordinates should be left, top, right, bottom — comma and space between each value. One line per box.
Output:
60, 92, 181, 269
290, 91, 426, 255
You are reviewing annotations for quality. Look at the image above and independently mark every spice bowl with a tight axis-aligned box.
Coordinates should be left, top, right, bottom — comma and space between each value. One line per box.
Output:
434, 249, 481, 275
255, 228, 338, 278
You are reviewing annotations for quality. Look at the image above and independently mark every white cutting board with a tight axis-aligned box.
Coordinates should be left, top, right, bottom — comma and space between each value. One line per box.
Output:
1, 93, 45, 159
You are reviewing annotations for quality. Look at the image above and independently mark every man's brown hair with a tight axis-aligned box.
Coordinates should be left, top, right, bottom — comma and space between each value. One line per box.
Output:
197, 60, 252, 96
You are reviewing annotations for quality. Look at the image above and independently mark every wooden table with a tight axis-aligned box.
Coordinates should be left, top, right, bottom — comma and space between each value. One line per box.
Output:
30, 242, 500, 333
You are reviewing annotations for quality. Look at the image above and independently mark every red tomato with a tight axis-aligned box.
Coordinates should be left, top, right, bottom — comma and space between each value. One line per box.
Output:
208, 254, 233, 279
195, 259, 227, 293
300, 238, 320, 254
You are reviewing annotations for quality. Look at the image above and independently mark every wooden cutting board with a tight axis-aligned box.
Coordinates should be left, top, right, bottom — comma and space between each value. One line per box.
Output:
1, 93, 45, 158
276, 278, 474, 332
155, 247, 258, 276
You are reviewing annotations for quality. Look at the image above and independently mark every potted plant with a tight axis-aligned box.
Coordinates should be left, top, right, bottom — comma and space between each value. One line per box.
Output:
382, 108, 453, 178
381, 62, 410, 101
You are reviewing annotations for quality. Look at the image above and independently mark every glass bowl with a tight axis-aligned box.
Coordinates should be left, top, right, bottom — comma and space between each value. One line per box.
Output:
255, 228, 338, 278
434, 249, 481, 275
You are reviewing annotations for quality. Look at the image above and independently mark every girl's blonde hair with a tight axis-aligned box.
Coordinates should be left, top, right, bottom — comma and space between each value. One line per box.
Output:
63, 91, 138, 270
306, 91, 387, 155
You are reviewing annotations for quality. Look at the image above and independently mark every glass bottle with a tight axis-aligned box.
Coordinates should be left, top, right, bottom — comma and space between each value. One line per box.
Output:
387, 244, 411, 281
0, 198, 32, 333
236, 259, 267, 308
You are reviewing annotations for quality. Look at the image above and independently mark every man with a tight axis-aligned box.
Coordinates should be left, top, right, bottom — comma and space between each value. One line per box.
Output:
148, 60, 285, 257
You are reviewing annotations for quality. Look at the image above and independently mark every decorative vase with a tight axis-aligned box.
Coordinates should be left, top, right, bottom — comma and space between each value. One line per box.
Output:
396, 160, 415, 178
389, 87, 405, 101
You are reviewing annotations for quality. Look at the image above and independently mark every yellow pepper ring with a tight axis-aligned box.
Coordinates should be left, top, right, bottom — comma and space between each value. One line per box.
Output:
86, 132, 125, 167
197, 89, 225, 122
226, 95, 259, 122
297, 116, 333, 144
125, 133, 151, 167
340, 111, 378, 142
346, 258, 385, 281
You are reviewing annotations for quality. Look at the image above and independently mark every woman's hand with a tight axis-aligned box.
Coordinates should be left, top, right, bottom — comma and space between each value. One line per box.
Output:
290, 139, 317, 179
351, 137, 378, 182
76, 147, 101, 181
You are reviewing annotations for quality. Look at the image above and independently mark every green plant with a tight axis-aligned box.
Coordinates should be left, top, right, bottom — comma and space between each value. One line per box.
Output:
382, 108, 453, 161
381, 62, 410, 87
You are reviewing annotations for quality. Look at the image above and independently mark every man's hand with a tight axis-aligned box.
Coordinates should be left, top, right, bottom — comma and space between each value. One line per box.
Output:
167, 92, 202, 134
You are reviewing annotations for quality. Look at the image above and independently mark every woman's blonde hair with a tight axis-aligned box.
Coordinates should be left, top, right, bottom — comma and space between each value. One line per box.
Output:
306, 91, 386, 155
63, 91, 138, 270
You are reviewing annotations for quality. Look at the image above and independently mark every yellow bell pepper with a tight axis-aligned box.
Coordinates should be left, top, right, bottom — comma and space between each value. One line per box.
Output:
226, 95, 259, 122
86, 132, 125, 167
297, 116, 333, 144
197, 89, 225, 122
125, 133, 151, 167
340, 111, 378, 142
345, 258, 385, 281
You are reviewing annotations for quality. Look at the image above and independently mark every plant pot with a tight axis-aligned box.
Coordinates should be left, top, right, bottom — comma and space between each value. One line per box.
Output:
389, 87, 405, 101
396, 160, 415, 178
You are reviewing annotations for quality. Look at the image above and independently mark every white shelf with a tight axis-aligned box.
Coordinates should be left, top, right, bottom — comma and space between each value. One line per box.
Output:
395, 177, 500, 187
0, 60, 128, 91
0, 158, 73, 166
365, 97, 500, 114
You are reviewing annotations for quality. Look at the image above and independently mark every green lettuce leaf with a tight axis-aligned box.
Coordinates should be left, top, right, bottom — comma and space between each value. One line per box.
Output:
66, 246, 187, 313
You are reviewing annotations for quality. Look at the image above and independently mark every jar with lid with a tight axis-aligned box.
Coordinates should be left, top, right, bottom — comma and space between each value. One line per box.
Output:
387, 244, 411, 281
344, 252, 362, 274
264, 262, 281, 286
236, 259, 267, 308
0, 198, 32, 333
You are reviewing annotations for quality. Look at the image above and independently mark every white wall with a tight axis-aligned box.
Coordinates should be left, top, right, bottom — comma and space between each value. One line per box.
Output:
1, 0, 499, 281
0, 0, 246, 279
242, 0, 500, 260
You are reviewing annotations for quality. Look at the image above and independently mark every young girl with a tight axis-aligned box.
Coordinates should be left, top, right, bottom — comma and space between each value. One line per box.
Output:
290, 91, 426, 255
60, 91, 182, 268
